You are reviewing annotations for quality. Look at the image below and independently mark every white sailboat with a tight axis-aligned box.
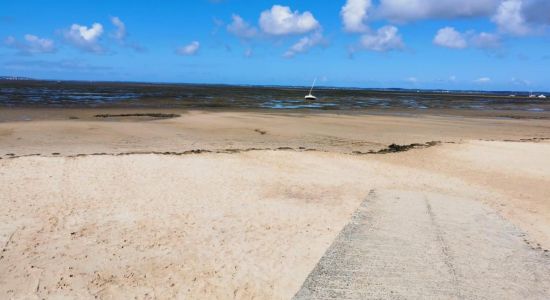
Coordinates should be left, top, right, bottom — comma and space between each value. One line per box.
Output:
305, 78, 317, 101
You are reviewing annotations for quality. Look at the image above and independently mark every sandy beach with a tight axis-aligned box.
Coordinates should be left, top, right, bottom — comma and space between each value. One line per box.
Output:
4, 0, 550, 297
1, 110, 549, 299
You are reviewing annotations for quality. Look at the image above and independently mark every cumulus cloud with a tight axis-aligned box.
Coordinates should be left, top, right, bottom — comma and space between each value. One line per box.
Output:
259, 5, 320, 35
63, 23, 104, 53
284, 31, 326, 58
227, 6, 324, 58
339, 0, 549, 39
227, 14, 258, 39
355, 0, 548, 37
492, 0, 550, 36
434, 27, 501, 49
377, 0, 501, 23
340, 2, 404, 55
4, 34, 55, 55
109, 16, 145, 52
359, 26, 404, 52
492, 0, 530, 35
433, 27, 467, 49
110, 16, 126, 40
176, 41, 200, 56
341, 0, 371, 33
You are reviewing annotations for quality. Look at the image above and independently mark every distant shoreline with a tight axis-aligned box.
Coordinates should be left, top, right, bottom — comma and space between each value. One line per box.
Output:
1, 78, 548, 96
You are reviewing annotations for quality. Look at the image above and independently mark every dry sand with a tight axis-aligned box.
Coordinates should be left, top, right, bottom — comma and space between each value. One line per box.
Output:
0, 110, 549, 299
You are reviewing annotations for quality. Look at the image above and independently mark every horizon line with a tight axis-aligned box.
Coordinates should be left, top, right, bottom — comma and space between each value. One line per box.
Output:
1, 75, 548, 95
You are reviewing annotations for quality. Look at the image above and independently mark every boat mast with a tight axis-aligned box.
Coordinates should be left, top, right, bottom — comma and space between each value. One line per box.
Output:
309, 78, 317, 95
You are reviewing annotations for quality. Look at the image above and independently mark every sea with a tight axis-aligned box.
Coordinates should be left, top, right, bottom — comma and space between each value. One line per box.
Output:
0, 80, 548, 112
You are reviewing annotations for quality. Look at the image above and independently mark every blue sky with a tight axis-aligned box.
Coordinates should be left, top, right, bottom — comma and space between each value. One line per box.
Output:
1, 0, 549, 91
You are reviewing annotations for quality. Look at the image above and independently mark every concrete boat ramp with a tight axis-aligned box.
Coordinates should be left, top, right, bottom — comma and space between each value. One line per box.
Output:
294, 190, 550, 299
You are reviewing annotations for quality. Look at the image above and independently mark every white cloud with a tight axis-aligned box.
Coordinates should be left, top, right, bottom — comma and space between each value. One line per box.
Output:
341, 0, 549, 38
259, 5, 320, 35
492, 0, 530, 35
177, 41, 200, 56
63, 23, 104, 53
111, 16, 127, 40
377, 0, 501, 23
359, 25, 404, 52
227, 14, 258, 39
491, 0, 550, 36
5, 34, 55, 54
434, 27, 501, 49
284, 31, 325, 58
475, 77, 491, 83
433, 27, 467, 49
227, 6, 323, 58
341, 0, 372, 33
109, 17, 144, 52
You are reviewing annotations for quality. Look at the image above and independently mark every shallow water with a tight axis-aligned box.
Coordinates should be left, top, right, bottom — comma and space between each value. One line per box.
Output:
1, 80, 548, 112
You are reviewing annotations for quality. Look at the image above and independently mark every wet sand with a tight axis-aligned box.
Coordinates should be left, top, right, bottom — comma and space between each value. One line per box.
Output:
1, 110, 549, 299
1, 109, 550, 156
